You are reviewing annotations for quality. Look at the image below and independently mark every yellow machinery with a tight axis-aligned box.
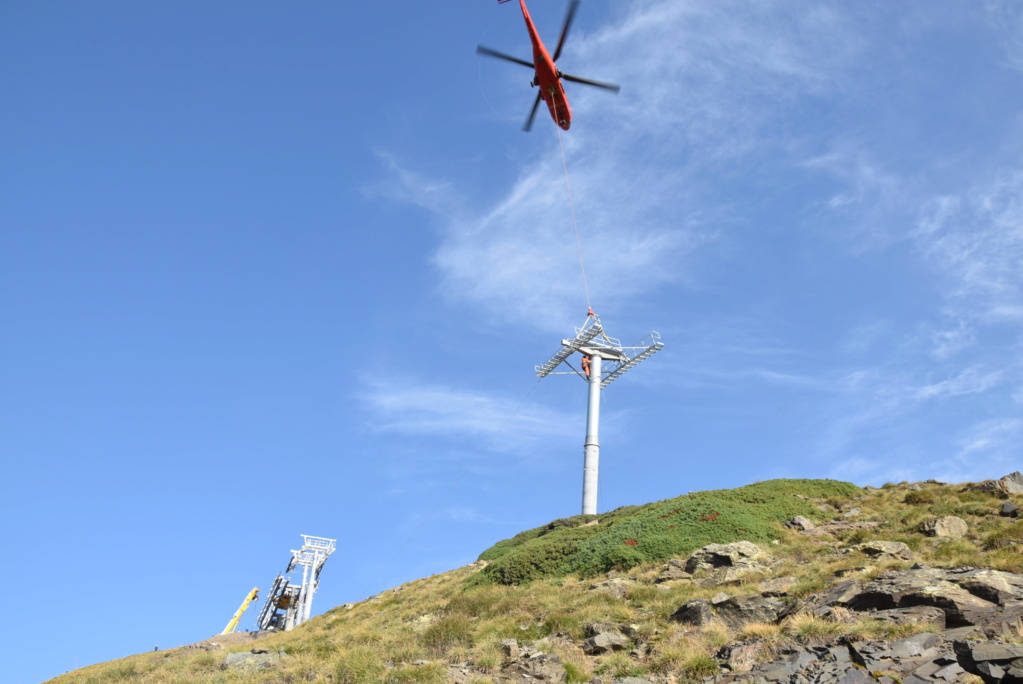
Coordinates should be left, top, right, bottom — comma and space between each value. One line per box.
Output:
221, 587, 260, 635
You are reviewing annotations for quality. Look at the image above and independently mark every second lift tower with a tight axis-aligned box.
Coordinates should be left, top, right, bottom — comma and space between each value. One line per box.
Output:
536, 312, 663, 515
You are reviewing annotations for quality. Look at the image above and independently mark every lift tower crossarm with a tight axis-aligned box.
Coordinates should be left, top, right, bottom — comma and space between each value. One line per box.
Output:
535, 316, 604, 378
598, 331, 663, 388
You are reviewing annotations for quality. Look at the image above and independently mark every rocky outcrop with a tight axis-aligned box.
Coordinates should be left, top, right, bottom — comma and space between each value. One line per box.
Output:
221, 649, 284, 672
921, 516, 969, 538
588, 578, 636, 598
707, 632, 971, 684
801, 520, 881, 537
704, 631, 1023, 684
683, 542, 770, 583
847, 540, 915, 561
656, 558, 693, 583
792, 566, 1023, 635
697, 566, 1023, 684
453, 640, 570, 682
670, 599, 715, 626
714, 594, 786, 627
1002, 472, 1023, 495
582, 631, 630, 655
955, 640, 1023, 683
785, 516, 816, 531
500, 651, 567, 682
963, 472, 1023, 498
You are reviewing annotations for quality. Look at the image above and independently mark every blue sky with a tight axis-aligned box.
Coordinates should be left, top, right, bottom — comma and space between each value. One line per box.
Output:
3, 1, 1022, 681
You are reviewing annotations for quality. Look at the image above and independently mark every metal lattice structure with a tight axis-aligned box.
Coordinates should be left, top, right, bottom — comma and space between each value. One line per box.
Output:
256, 535, 336, 632
536, 313, 663, 515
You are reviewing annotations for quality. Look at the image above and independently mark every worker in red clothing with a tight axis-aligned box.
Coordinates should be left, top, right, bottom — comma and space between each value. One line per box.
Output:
581, 354, 592, 379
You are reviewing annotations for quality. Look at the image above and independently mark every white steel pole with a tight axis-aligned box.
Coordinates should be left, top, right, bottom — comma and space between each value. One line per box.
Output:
304, 561, 317, 624
582, 354, 601, 515
299, 563, 311, 626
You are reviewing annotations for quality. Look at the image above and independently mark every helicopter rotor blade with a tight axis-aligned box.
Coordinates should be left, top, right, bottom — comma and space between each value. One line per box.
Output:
551, 0, 580, 63
560, 72, 621, 93
476, 45, 535, 69
523, 93, 543, 132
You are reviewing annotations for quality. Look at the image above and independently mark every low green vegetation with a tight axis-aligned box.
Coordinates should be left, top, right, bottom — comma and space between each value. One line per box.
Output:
472, 479, 861, 585
50, 477, 1021, 684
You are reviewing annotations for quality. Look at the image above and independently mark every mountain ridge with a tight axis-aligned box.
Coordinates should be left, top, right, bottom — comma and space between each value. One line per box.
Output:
51, 474, 1023, 684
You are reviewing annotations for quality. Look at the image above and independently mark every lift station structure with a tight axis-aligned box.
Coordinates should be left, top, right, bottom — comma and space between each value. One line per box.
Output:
537, 313, 663, 515
256, 535, 336, 632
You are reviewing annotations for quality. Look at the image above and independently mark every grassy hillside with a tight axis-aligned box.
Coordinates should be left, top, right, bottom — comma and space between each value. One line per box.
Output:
473, 479, 861, 585
51, 478, 1022, 684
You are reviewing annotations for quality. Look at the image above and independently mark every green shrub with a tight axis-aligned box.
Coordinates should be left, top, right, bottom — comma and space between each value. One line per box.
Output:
472, 537, 582, 585
904, 490, 936, 505
563, 661, 590, 683
540, 612, 582, 637
472, 480, 860, 585
421, 615, 474, 654
595, 652, 647, 678
446, 586, 508, 618
682, 652, 720, 679
385, 662, 447, 683
983, 526, 1023, 551
335, 647, 386, 684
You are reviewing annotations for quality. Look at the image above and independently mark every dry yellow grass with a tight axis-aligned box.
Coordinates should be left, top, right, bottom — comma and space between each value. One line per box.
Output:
49, 480, 1021, 684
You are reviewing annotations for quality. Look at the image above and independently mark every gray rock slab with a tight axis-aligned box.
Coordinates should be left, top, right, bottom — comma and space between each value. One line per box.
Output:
830, 645, 852, 665
958, 570, 1020, 606
670, 599, 714, 626
901, 676, 933, 684
720, 642, 763, 673
900, 583, 999, 626
887, 632, 942, 660
716, 594, 785, 626
786, 516, 816, 531
970, 642, 1023, 662
500, 638, 519, 660
977, 661, 1006, 679
870, 605, 947, 630
850, 541, 915, 560
755, 650, 806, 682
656, 563, 693, 583
221, 650, 282, 672
836, 669, 875, 684
821, 579, 866, 606
931, 662, 966, 681
908, 660, 942, 678
920, 516, 969, 539
582, 632, 629, 655
685, 542, 764, 573
1002, 471, 1023, 495
759, 577, 796, 596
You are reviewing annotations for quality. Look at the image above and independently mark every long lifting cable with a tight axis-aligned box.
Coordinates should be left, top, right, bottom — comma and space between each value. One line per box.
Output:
358, 377, 543, 603
556, 125, 592, 313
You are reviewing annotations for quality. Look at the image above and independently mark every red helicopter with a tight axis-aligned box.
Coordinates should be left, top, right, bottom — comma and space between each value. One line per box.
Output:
477, 0, 620, 131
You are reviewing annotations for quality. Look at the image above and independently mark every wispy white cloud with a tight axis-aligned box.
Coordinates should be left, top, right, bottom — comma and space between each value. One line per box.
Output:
923, 321, 976, 360
984, 2, 1023, 72
913, 367, 1004, 401
377, 0, 868, 332
956, 417, 1022, 457
361, 376, 575, 450
914, 172, 1023, 323
802, 147, 915, 249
